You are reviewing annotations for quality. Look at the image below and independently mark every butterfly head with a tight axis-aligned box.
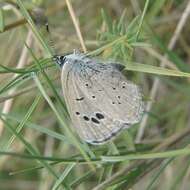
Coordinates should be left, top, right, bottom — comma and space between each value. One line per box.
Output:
53, 51, 87, 67
53, 55, 67, 67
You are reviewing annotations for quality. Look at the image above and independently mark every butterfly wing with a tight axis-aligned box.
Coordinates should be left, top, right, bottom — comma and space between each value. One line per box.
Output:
92, 61, 144, 124
61, 57, 144, 144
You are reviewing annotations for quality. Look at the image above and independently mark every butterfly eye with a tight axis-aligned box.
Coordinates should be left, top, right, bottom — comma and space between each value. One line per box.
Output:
53, 55, 66, 67
60, 56, 66, 62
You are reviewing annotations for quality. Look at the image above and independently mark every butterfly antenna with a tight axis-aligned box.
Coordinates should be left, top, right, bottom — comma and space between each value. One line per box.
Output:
32, 8, 57, 57
15, 8, 58, 83
45, 21, 57, 56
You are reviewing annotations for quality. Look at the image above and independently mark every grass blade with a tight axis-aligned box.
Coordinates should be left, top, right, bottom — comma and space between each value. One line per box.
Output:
125, 62, 190, 77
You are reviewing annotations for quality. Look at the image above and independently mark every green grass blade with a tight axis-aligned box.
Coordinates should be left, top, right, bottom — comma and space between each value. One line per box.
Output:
0, 151, 101, 164
52, 163, 76, 190
3, 95, 41, 150
101, 148, 190, 162
70, 170, 94, 188
146, 158, 173, 190
125, 62, 190, 77
146, 0, 167, 21
1, 112, 70, 144
135, 0, 150, 40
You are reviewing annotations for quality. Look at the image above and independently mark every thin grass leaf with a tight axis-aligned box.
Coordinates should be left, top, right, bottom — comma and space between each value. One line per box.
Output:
52, 163, 76, 190
169, 158, 190, 190
0, 58, 53, 74
70, 170, 95, 188
1, 112, 71, 144
125, 62, 190, 77
101, 9, 113, 32
101, 148, 190, 162
146, 158, 173, 190
0, 151, 101, 164
152, 35, 190, 72
135, 0, 150, 40
3, 95, 41, 150
161, 78, 190, 96
118, 9, 126, 32
126, 15, 140, 36
146, 0, 167, 21
87, 35, 127, 56
10, 157, 85, 176
0, 74, 31, 95
0, 58, 52, 95
98, 142, 119, 184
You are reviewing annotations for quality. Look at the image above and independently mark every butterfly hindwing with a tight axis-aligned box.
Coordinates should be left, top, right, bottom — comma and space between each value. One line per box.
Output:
74, 59, 144, 124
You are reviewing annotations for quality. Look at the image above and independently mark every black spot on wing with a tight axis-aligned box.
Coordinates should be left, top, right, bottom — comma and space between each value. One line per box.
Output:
96, 113, 104, 119
91, 117, 100, 124
122, 82, 126, 89
76, 112, 80, 115
83, 116, 90, 121
76, 97, 84, 101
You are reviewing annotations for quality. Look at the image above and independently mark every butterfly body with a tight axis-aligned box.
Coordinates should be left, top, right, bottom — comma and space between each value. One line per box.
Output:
54, 52, 144, 144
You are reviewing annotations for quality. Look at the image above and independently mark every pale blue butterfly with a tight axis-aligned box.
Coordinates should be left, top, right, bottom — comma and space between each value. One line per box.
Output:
54, 51, 144, 145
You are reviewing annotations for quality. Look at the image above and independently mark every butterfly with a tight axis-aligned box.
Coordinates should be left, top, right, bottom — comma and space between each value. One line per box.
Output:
53, 51, 144, 145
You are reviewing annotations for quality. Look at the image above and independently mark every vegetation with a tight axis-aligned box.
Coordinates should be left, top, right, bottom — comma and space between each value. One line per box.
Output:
0, 0, 190, 189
